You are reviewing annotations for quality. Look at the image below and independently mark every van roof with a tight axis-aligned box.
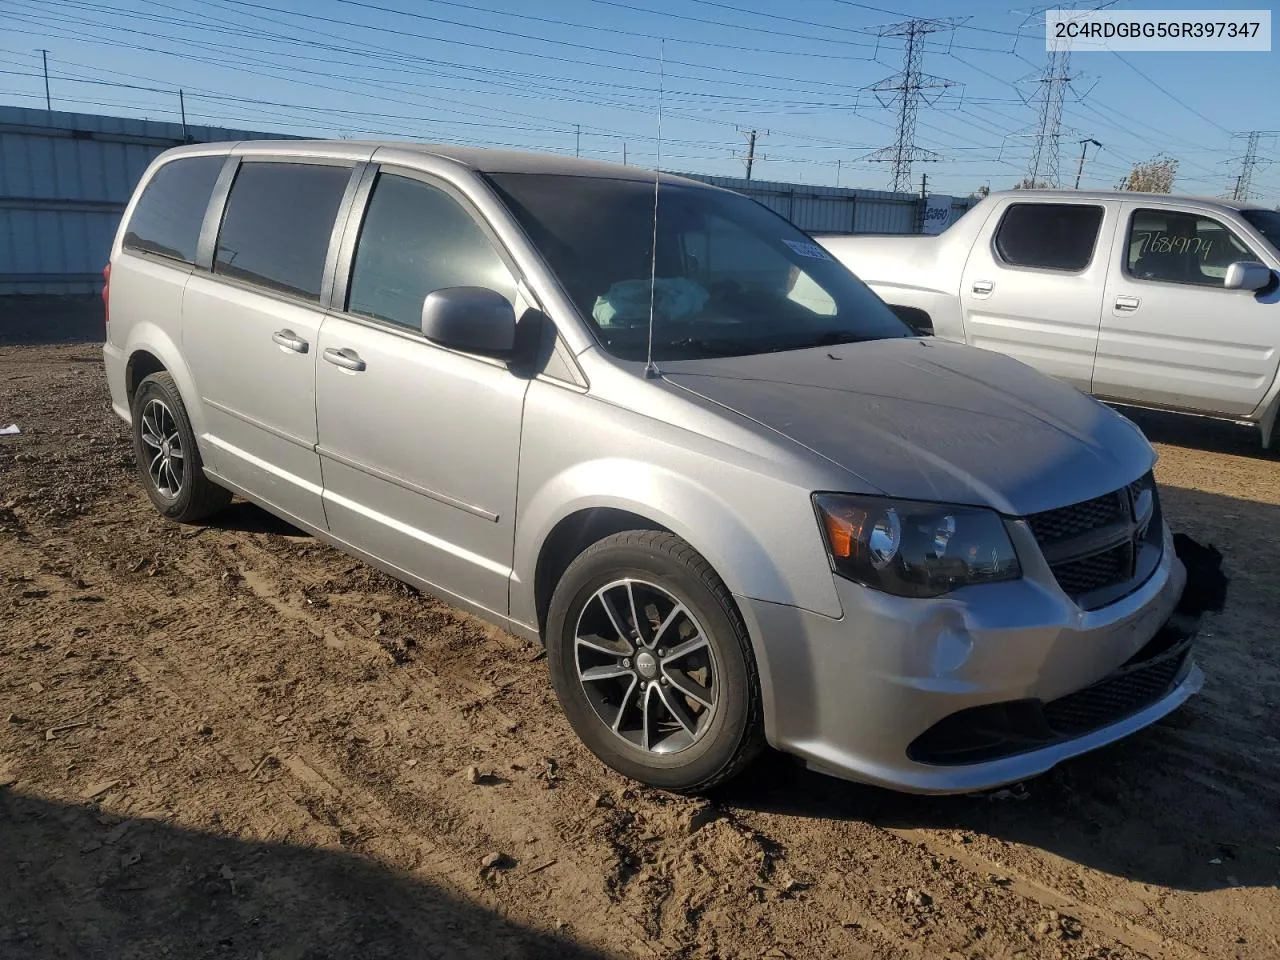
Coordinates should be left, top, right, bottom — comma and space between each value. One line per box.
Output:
163, 138, 702, 186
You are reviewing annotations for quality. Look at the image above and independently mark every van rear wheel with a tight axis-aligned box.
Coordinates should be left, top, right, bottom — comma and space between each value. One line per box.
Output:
546, 531, 764, 793
131, 372, 231, 523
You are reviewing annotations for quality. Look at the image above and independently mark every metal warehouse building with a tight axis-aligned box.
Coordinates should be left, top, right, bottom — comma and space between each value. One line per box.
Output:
0, 105, 287, 296
0, 105, 970, 303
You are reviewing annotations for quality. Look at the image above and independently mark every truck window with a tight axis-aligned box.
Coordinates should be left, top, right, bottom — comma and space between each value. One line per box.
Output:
213, 161, 352, 303
993, 203, 1104, 272
1126, 209, 1256, 287
1240, 208, 1280, 252
347, 172, 517, 330
122, 155, 224, 264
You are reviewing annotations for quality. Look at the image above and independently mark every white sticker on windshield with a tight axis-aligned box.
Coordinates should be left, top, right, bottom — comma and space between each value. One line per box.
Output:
783, 239, 833, 261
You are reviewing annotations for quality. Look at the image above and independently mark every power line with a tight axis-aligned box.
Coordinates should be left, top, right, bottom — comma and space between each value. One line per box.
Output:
861, 18, 959, 191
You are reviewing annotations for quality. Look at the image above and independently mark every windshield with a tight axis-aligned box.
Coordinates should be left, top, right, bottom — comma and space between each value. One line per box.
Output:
485, 173, 911, 361
1241, 209, 1280, 254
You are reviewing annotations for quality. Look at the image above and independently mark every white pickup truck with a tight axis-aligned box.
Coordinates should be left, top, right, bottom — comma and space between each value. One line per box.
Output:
817, 190, 1280, 449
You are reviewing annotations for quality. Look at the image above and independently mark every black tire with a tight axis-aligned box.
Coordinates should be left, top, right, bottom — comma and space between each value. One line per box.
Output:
546, 530, 764, 793
130, 371, 231, 523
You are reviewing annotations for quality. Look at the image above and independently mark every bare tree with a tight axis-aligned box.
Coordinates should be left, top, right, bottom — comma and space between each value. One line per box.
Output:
1122, 155, 1179, 193
1013, 177, 1050, 190
973, 184, 991, 198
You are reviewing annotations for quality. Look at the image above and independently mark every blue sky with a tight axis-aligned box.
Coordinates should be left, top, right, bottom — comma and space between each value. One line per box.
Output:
1, 0, 1276, 201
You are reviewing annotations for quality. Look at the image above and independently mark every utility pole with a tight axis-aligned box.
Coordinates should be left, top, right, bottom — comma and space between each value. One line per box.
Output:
861, 18, 958, 193
835, 159, 841, 187
736, 127, 767, 180
178, 89, 188, 140
1073, 138, 1101, 189
39, 49, 51, 112
622, 142, 627, 165
1226, 131, 1276, 201
920, 172, 928, 197
575, 124, 580, 158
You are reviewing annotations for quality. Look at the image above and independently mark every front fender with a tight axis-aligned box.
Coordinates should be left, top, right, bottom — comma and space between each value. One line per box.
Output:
511, 456, 843, 630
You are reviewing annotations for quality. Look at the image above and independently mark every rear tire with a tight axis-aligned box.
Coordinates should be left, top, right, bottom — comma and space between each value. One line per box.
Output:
131, 372, 231, 523
546, 530, 764, 793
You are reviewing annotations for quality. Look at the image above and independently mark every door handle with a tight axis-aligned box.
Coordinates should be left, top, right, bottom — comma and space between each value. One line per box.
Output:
972, 280, 994, 295
1114, 295, 1141, 311
271, 329, 308, 353
323, 347, 366, 372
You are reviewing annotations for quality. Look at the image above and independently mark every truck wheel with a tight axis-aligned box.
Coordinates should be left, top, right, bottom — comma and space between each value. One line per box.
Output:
131, 372, 231, 523
545, 531, 764, 793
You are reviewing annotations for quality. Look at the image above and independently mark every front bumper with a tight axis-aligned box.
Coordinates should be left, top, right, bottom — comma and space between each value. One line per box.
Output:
737, 520, 1196, 794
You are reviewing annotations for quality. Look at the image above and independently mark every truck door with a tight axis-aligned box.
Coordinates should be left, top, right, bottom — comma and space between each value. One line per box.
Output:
960, 198, 1114, 392
1093, 202, 1280, 418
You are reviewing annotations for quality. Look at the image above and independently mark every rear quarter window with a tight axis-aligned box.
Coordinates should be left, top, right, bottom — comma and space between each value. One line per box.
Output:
122, 155, 225, 264
993, 203, 1105, 272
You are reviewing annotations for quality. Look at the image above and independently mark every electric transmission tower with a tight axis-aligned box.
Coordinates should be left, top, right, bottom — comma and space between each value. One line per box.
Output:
1010, 2, 1105, 187
1226, 131, 1276, 201
862, 18, 959, 193
1024, 41, 1072, 186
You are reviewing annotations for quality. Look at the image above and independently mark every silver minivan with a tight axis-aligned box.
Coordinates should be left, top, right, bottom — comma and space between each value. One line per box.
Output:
102, 140, 1200, 794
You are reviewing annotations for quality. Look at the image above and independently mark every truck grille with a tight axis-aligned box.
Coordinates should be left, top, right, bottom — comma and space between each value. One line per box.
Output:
1025, 473, 1161, 609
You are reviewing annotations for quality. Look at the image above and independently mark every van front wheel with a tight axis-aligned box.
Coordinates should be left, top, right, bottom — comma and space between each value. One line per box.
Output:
545, 531, 764, 793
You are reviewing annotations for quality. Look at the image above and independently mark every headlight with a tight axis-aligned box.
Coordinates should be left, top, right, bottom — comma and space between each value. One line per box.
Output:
813, 493, 1021, 598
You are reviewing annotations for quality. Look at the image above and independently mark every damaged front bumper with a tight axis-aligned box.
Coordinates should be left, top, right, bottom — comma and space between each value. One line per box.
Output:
737, 522, 1216, 794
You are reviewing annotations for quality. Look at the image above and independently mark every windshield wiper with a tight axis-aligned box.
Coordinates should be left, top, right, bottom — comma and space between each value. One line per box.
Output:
802, 331, 872, 348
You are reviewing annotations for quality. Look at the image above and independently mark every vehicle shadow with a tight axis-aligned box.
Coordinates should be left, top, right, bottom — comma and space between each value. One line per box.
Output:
0, 787, 608, 960
1115, 405, 1279, 461
721, 485, 1280, 894
210, 500, 312, 537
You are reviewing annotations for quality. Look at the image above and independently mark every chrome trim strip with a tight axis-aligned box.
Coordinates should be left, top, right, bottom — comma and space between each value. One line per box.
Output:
317, 445, 499, 523
202, 397, 315, 450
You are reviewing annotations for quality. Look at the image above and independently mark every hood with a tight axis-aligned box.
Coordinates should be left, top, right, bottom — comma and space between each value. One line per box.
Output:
660, 338, 1153, 517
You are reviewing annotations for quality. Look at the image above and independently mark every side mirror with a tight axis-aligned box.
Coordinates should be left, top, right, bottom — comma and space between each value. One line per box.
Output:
420, 287, 517, 357
1223, 260, 1272, 291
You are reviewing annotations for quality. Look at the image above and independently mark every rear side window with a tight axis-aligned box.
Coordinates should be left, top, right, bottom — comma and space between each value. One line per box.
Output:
994, 203, 1104, 272
214, 161, 352, 302
123, 155, 224, 264
347, 172, 516, 329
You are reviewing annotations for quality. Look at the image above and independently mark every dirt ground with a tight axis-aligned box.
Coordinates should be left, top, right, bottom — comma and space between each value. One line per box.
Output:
1, 343, 1278, 960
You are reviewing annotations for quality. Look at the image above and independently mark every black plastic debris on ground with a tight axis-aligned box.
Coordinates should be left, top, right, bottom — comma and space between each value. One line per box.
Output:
1172, 533, 1228, 616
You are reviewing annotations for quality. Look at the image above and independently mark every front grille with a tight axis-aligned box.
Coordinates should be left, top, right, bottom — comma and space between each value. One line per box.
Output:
1051, 543, 1130, 595
1025, 472, 1160, 608
1027, 490, 1126, 544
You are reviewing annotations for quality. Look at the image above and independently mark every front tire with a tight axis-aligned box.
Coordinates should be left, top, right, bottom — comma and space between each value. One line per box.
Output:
131, 372, 231, 523
546, 531, 764, 793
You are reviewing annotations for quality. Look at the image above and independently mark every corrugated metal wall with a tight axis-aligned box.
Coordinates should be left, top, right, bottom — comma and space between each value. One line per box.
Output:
0, 106, 291, 294
1, 107, 977, 296
681, 173, 976, 237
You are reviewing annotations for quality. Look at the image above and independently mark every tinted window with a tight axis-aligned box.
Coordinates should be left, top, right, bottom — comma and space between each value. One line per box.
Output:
994, 203, 1104, 271
123, 155, 224, 263
486, 173, 909, 362
214, 162, 351, 302
347, 173, 516, 329
1127, 209, 1256, 287
1240, 209, 1280, 253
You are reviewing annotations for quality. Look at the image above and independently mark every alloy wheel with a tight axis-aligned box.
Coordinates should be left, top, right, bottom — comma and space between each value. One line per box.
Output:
574, 578, 718, 754
139, 398, 185, 500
